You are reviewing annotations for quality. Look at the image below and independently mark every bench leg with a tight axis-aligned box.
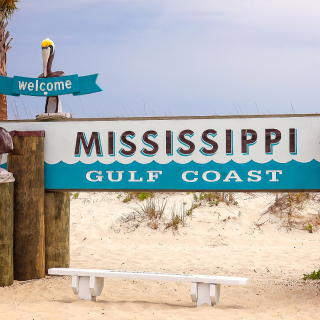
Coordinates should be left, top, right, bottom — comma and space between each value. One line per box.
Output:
190, 283, 221, 307
89, 276, 104, 297
71, 276, 104, 301
72, 276, 80, 295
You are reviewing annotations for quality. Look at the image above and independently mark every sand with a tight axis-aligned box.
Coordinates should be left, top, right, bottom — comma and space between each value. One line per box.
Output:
1, 192, 320, 319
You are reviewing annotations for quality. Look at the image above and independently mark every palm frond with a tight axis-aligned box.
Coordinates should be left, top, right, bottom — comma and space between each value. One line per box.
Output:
0, 0, 19, 19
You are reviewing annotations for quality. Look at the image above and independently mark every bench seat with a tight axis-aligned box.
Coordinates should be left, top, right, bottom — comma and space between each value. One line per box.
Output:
48, 268, 249, 307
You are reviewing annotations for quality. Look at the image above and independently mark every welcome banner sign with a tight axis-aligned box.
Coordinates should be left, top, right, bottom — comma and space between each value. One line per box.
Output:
0, 114, 319, 191
0, 74, 102, 97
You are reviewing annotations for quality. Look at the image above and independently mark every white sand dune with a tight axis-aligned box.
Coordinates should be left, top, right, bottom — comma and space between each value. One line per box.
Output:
1, 192, 320, 319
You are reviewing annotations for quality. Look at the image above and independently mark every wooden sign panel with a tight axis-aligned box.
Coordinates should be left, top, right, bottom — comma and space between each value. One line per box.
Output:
1, 114, 319, 191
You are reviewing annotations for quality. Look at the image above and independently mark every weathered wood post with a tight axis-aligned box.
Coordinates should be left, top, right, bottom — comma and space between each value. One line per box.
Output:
0, 179, 14, 286
7, 130, 45, 280
45, 191, 70, 274
35, 117, 71, 274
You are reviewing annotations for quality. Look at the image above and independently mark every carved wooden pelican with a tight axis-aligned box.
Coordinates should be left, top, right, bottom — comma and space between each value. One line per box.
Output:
38, 38, 65, 113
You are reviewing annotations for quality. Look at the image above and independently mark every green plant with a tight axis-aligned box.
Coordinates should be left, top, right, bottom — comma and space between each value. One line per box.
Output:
192, 192, 237, 207
165, 202, 189, 232
186, 202, 200, 216
121, 192, 154, 203
209, 199, 220, 206
303, 268, 320, 280
172, 215, 181, 230
72, 192, 79, 199
137, 192, 154, 201
122, 192, 138, 203
305, 224, 313, 233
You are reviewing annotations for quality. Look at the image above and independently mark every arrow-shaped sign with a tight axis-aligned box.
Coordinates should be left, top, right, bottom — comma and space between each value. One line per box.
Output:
0, 74, 102, 97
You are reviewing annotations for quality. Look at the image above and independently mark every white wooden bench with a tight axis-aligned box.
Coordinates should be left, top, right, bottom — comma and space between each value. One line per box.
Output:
48, 268, 249, 307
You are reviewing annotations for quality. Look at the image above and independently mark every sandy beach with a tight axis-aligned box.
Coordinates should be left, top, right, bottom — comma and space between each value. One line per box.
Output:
1, 191, 320, 319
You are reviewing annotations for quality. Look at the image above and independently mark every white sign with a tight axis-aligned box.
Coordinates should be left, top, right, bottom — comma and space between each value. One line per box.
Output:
0, 114, 319, 190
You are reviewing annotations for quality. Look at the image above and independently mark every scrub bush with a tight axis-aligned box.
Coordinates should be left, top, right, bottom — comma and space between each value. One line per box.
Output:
192, 192, 238, 206
303, 269, 320, 280
112, 195, 167, 233
263, 192, 320, 232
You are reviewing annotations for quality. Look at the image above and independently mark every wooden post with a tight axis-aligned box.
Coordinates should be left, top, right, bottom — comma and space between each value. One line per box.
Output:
7, 131, 45, 280
45, 192, 70, 274
0, 181, 14, 286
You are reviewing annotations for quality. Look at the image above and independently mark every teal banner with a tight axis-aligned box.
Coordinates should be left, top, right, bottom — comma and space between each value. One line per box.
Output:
0, 74, 102, 97
2, 160, 320, 191
43, 160, 320, 191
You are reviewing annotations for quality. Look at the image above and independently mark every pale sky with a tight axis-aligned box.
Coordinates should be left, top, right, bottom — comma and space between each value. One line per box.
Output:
5, 0, 320, 119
